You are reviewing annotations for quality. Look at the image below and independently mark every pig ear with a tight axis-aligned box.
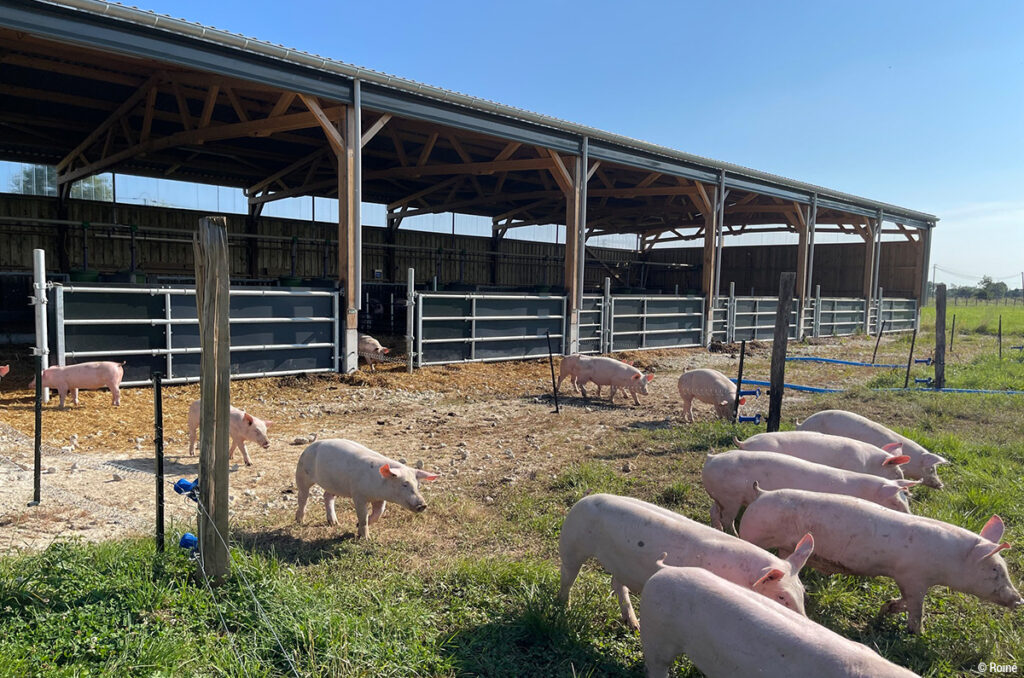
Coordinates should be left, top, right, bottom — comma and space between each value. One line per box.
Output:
382, 348, 390, 354
979, 515, 1006, 544
895, 479, 921, 488
984, 543, 1012, 558
415, 469, 438, 482
882, 454, 911, 467
924, 452, 949, 466
243, 413, 254, 426
263, 420, 274, 428
786, 533, 815, 573
881, 442, 903, 454
752, 568, 786, 588
379, 464, 399, 478
645, 374, 654, 382
631, 373, 641, 380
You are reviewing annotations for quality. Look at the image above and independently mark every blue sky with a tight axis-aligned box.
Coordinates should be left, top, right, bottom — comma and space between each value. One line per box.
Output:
34, 1, 1024, 285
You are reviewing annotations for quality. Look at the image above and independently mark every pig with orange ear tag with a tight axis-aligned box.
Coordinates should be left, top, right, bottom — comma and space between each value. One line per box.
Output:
186, 400, 273, 466
295, 439, 438, 539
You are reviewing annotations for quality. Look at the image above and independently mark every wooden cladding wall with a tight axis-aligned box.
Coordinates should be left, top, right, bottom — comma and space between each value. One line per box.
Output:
0, 195, 920, 297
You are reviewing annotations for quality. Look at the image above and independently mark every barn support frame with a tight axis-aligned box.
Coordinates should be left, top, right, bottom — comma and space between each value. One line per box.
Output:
561, 137, 588, 355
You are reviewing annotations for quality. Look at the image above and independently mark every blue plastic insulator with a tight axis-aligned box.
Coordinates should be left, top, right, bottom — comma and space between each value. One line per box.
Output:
738, 413, 762, 425
173, 478, 196, 495
739, 388, 761, 398
179, 532, 198, 551
1011, 346, 1024, 350
914, 358, 933, 365
914, 378, 933, 385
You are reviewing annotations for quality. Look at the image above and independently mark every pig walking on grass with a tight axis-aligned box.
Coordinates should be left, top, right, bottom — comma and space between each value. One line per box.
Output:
702, 450, 919, 533
735, 430, 910, 480
558, 493, 814, 630
358, 333, 390, 371
28, 361, 124, 408
797, 409, 949, 488
295, 438, 438, 539
575, 356, 653, 405
186, 400, 273, 466
640, 564, 920, 678
739, 486, 1023, 633
676, 368, 743, 422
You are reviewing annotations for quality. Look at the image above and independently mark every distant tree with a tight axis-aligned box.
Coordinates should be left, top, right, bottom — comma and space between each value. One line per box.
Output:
9, 165, 112, 201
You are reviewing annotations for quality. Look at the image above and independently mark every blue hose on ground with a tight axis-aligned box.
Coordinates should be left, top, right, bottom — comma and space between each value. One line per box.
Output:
786, 357, 902, 369
731, 377, 1024, 396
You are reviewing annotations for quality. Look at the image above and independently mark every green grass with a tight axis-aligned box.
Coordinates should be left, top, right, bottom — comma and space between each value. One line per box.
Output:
920, 302, 1024, 337
868, 349, 1024, 391
1, 395, 1022, 677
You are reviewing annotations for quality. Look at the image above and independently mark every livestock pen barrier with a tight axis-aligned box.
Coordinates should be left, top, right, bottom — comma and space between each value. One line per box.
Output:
51, 284, 340, 385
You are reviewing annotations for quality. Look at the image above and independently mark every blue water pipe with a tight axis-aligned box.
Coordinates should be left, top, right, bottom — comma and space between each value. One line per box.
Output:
1011, 345, 1023, 351
730, 378, 841, 394
738, 413, 762, 424
179, 532, 198, 552
786, 357, 901, 369
732, 377, 1024, 396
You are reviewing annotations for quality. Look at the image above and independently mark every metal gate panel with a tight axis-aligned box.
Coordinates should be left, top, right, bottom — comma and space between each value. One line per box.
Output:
879, 298, 916, 332
609, 295, 703, 351
416, 293, 565, 366
579, 296, 604, 354
817, 298, 866, 337
53, 285, 340, 385
731, 297, 799, 341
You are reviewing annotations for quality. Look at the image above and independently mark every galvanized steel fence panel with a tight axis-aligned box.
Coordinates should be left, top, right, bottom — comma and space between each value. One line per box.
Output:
878, 297, 916, 332
53, 285, 339, 386
730, 297, 799, 341
579, 295, 604, 354
415, 293, 565, 366
608, 295, 704, 351
816, 297, 867, 337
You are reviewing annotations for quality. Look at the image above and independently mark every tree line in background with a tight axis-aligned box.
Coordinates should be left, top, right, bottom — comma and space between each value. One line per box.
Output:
926, 277, 1023, 302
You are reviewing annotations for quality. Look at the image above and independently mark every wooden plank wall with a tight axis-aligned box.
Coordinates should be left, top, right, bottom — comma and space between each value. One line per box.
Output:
0, 194, 918, 297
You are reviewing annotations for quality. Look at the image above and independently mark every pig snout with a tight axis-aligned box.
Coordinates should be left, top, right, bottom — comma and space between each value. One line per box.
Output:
415, 502, 428, 513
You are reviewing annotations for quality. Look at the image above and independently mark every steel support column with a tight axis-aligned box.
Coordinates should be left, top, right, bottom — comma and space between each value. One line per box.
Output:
562, 140, 586, 355
712, 170, 727, 305
701, 183, 718, 344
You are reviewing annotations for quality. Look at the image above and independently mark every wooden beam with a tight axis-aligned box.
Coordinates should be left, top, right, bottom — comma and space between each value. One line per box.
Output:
140, 84, 158, 144
366, 157, 555, 180
636, 172, 662, 189
171, 81, 193, 131
417, 132, 438, 166
546, 149, 574, 196
492, 199, 556, 224
247, 147, 328, 195
56, 73, 159, 172
587, 160, 602, 182
298, 94, 345, 157
223, 87, 250, 122
361, 113, 392, 147
385, 176, 462, 211
493, 141, 521, 162
268, 91, 296, 118
198, 84, 220, 130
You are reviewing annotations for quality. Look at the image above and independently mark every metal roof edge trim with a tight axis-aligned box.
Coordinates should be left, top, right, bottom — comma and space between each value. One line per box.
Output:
26, 0, 938, 225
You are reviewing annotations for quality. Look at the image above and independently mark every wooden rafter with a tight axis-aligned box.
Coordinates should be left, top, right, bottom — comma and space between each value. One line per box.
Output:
365, 157, 555, 181
171, 81, 193, 131
386, 176, 463, 211
417, 132, 438, 166
297, 94, 344, 157
247, 147, 327, 195
223, 87, 250, 122
545, 149, 573, 196
361, 113, 392, 148
268, 91, 296, 118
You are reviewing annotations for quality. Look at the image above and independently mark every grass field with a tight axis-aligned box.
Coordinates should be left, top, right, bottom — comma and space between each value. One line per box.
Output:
1, 385, 1022, 677
919, 301, 1024, 337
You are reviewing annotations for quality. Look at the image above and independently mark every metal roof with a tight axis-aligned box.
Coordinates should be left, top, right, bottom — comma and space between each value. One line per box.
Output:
3, 0, 938, 229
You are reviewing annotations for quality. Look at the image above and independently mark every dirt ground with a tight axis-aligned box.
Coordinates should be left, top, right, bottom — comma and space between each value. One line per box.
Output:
0, 333, 919, 554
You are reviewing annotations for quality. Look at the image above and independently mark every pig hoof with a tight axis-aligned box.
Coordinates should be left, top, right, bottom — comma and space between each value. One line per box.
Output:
245, 461, 253, 467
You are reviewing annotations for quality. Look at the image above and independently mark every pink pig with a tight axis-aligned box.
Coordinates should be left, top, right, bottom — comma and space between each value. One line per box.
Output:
575, 356, 653, 405
358, 333, 390, 371
28, 361, 124, 408
735, 430, 910, 481
677, 368, 745, 422
702, 450, 919, 533
186, 400, 273, 466
740, 486, 1023, 633
640, 564, 919, 678
558, 354, 633, 397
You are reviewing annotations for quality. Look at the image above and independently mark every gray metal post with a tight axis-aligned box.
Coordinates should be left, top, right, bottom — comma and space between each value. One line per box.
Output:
32, 249, 49, 403
54, 286, 65, 367
406, 268, 415, 373
805, 194, 817, 299
576, 137, 588, 310
919, 226, 933, 306
727, 281, 736, 343
712, 171, 726, 308
332, 288, 341, 372
164, 291, 173, 379
873, 209, 884, 302
602, 276, 611, 354
813, 285, 821, 338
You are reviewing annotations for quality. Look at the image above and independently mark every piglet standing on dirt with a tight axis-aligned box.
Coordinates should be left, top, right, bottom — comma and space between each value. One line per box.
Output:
640, 563, 920, 678
797, 409, 949, 488
676, 368, 744, 422
558, 354, 633, 396
558, 493, 814, 630
735, 430, 910, 481
575, 356, 653, 405
739, 486, 1023, 633
28, 361, 124, 408
702, 450, 919, 533
295, 438, 438, 539
358, 333, 390, 372
186, 400, 273, 466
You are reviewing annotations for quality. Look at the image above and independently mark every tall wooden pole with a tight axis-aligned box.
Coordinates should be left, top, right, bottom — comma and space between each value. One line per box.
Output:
194, 217, 231, 581
934, 283, 946, 390
767, 272, 796, 432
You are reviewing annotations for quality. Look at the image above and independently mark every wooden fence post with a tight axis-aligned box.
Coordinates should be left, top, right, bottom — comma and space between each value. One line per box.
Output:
194, 217, 231, 582
767, 272, 796, 432
934, 284, 946, 390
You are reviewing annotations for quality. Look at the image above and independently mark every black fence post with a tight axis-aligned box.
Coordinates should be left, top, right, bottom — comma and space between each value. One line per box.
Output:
153, 371, 165, 553
949, 314, 956, 353
732, 340, 746, 423
31, 354, 42, 506
904, 328, 917, 389
767, 273, 796, 433
871, 320, 887, 365
545, 330, 560, 414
